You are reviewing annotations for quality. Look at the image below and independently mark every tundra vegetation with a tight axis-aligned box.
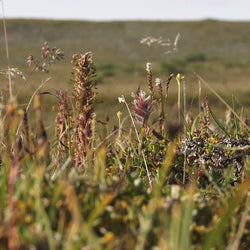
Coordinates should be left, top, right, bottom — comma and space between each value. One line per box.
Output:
0, 19, 250, 249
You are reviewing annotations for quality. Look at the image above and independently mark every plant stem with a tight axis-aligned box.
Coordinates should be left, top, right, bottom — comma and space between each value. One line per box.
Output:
177, 81, 181, 125
1, 0, 12, 99
123, 96, 152, 188
183, 80, 187, 185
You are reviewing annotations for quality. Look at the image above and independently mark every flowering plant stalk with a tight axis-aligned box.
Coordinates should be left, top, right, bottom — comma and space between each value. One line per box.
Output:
118, 94, 152, 188
131, 90, 156, 132
176, 73, 184, 125
155, 78, 164, 132
146, 63, 154, 97
71, 52, 97, 166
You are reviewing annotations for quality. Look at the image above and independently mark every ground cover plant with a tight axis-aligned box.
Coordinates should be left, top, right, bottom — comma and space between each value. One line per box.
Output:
0, 19, 250, 250
0, 42, 249, 250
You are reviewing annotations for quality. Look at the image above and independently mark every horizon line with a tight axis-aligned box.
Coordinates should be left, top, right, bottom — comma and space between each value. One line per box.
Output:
3, 17, 250, 22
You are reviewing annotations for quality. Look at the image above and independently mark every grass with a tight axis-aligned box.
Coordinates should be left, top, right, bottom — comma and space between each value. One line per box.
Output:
0, 18, 250, 249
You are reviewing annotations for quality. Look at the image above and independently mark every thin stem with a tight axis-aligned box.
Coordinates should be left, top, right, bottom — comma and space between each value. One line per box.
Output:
16, 77, 51, 136
177, 81, 181, 125
183, 80, 187, 138
1, 0, 12, 99
122, 96, 152, 188
157, 83, 164, 132
183, 80, 187, 185
198, 80, 201, 109
164, 73, 174, 130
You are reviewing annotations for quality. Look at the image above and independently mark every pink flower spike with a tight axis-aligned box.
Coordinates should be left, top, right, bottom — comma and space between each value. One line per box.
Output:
131, 90, 155, 124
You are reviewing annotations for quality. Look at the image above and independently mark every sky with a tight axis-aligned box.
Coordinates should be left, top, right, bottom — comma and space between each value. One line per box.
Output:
2, 0, 250, 21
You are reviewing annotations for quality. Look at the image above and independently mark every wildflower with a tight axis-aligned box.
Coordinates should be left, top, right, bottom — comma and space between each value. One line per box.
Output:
117, 111, 122, 119
155, 77, 162, 86
146, 62, 152, 73
117, 111, 123, 139
176, 73, 184, 124
176, 73, 184, 83
146, 62, 154, 96
131, 90, 155, 124
118, 96, 125, 103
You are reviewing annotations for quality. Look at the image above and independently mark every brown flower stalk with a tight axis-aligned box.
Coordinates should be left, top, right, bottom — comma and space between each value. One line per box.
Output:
22, 109, 31, 154
155, 78, 164, 132
27, 41, 64, 73
146, 62, 154, 97
71, 52, 97, 166
205, 97, 210, 133
165, 73, 174, 101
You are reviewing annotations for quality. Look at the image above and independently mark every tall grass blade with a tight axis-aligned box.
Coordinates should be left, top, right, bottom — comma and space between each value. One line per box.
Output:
240, 107, 245, 135
1, 0, 12, 99
180, 186, 194, 250
191, 112, 202, 138
153, 141, 178, 198
232, 93, 240, 138
210, 108, 230, 137
87, 193, 115, 226
169, 202, 181, 250
203, 178, 250, 250
0, 160, 8, 219
35, 165, 56, 250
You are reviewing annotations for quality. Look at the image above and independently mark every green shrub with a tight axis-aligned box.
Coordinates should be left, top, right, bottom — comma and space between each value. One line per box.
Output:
186, 53, 207, 62
223, 59, 250, 68
161, 58, 187, 74
96, 62, 117, 76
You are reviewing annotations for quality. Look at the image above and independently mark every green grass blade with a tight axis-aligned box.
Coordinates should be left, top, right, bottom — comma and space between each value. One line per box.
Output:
153, 142, 178, 198
240, 106, 245, 135
191, 112, 202, 138
180, 187, 194, 250
0, 160, 8, 219
210, 108, 230, 137
232, 94, 240, 138
203, 179, 250, 250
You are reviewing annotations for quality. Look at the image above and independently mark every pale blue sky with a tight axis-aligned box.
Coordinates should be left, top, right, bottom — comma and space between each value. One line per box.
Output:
2, 0, 250, 21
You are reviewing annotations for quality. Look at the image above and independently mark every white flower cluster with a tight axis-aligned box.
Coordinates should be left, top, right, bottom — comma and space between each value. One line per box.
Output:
155, 77, 162, 86
146, 62, 152, 72
118, 96, 125, 103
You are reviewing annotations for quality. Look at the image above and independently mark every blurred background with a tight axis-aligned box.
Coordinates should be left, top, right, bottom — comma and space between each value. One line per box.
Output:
1, 0, 250, 134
